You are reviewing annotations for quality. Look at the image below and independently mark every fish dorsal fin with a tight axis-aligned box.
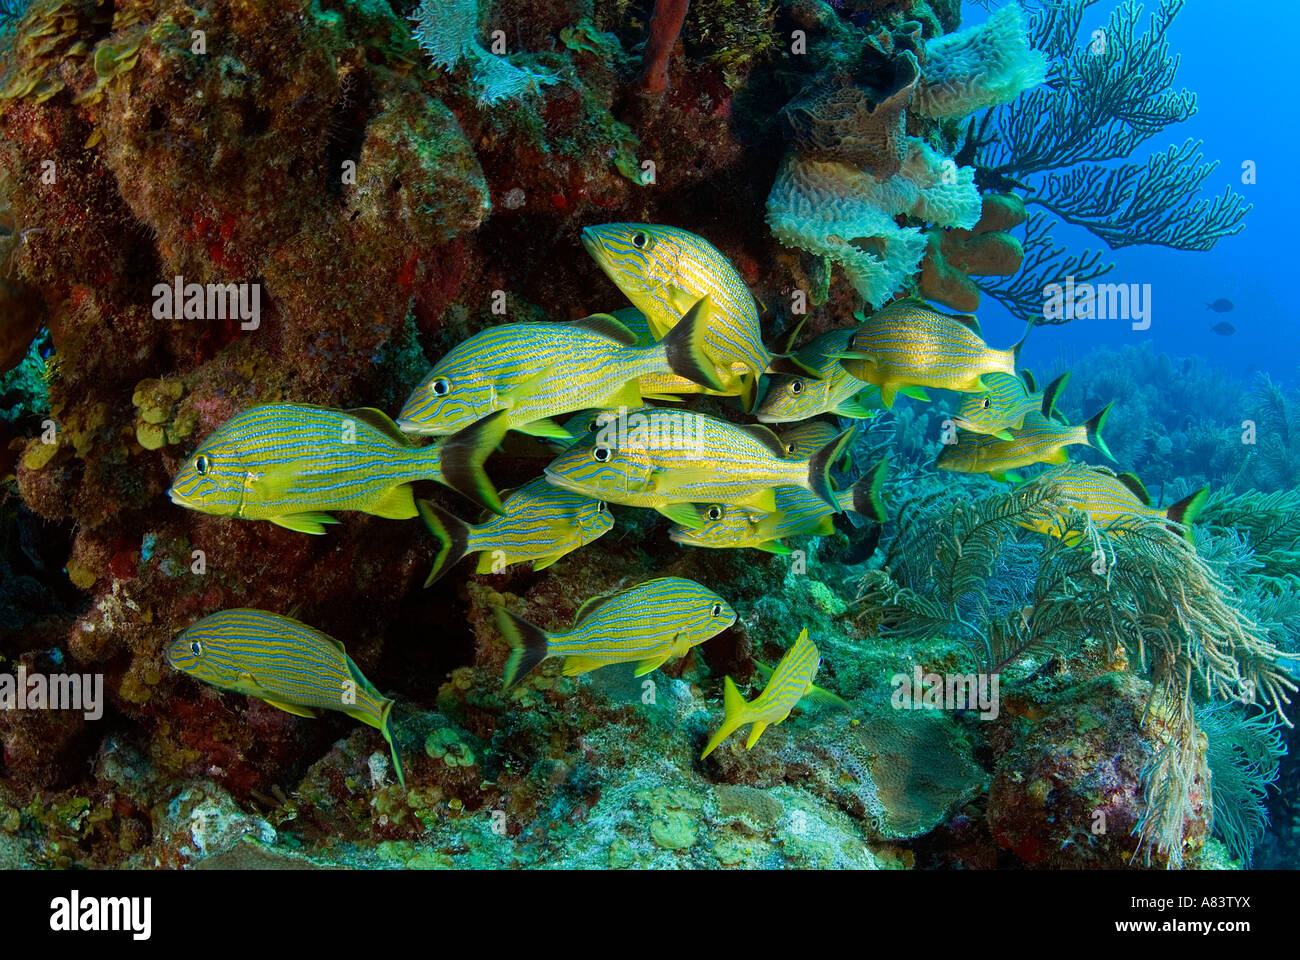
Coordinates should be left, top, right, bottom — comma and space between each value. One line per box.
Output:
567, 313, 637, 347
344, 408, 411, 446
949, 313, 981, 335
1020, 369, 1037, 393
738, 423, 787, 458
1117, 472, 1152, 505
573, 588, 627, 627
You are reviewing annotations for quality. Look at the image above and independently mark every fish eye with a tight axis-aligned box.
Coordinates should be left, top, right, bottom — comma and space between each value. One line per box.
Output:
707, 505, 722, 521
711, 603, 722, 617
589, 420, 600, 433
785, 443, 796, 454
194, 455, 210, 476
981, 397, 990, 409
190, 640, 202, 656
597, 501, 608, 513
790, 379, 804, 395
632, 231, 651, 250
593, 446, 611, 462
431, 378, 451, 397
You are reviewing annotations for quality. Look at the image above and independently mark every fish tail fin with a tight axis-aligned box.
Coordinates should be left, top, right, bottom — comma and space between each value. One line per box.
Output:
439, 410, 508, 514
662, 296, 725, 391
416, 499, 472, 587
807, 428, 857, 512
379, 698, 405, 788
1041, 370, 1071, 421
1083, 403, 1114, 461
701, 676, 750, 759
1166, 486, 1209, 540
848, 459, 888, 522
494, 606, 549, 689
1011, 320, 1034, 364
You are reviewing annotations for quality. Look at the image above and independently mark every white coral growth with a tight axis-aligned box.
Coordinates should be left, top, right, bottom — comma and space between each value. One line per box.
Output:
766, 139, 980, 307
913, 4, 1047, 119
410, 0, 557, 105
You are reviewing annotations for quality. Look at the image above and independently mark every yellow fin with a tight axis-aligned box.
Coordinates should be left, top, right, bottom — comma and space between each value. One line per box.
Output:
514, 418, 573, 440
744, 721, 769, 749
261, 698, 319, 718
634, 654, 670, 677
604, 379, 644, 410
270, 512, 339, 534
657, 502, 705, 528
561, 655, 609, 676
734, 488, 777, 514
370, 483, 418, 519
650, 468, 714, 493
532, 553, 562, 571
502, 364, 555, 407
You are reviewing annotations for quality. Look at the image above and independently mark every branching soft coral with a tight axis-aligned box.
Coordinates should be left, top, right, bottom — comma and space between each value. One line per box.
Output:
410, 0, 557, 105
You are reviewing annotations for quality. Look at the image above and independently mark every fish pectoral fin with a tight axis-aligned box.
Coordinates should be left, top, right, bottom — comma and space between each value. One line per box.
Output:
502, 365, 555, 407
802, 684, 851, 709
833, 397, 877, 419
640, 392, 686, 402
531, 553, 563, 572
560, 655, 608, 676
633, 654, 671, 677
270, 512, 339, 534
260, 697, 320, 719
370, 483, 418, 520
753, 539, 793, 555
993, 429, 1015, 441
604, 379, 644, 410
656, 502, 705, 528
899, 385, 930, 401
514, 418, 573, 440
650, 468, 713, 493
735, 488, 777, 514
1046, 448, 1070, 464
665, 283, 704, 320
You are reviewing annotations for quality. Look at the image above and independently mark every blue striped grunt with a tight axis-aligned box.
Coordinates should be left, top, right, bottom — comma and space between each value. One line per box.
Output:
1019, 465, 1208, 543
758, 328, 882, 423
610, 307, 731, 401
416, 478, 613, 585
168, 404, 508, 532
669, 460, 887, 553
836, 298, 1030, 408
936, 404, 1113, 481
542, 406, 856, 525
777, 419, 841, 459
167, 608, 405, 786
581, 224, 809, 411
493, 577, 736, 687
396, 302, 721, 439
701, 628, 847, 758
953, 370, 1070, 439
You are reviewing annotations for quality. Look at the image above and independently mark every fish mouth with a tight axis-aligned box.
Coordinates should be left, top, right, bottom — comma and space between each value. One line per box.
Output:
395, 418, 445, 436
167, 486, 191, 508
542, 469, 588, 496
753, 411, 785, 424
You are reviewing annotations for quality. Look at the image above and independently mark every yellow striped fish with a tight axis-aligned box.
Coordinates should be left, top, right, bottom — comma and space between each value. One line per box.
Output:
953, 370, 1070, 439
1019, 465, 1208, 543
168, 404, 508, 531
936, 404, 1112, 481
701, 628, 847, 758
758, 328, 882, 423
836, 298, 1030, 408
542, 406, 856, 525
493, 577, 736, 687
669, 460, 887, 553
396, 303, 720, 439
416, 478, 613, 585
167, 609, 405, 786
777, 419, 841, 459
609, 307, 730, 401
581, 223, 805, 411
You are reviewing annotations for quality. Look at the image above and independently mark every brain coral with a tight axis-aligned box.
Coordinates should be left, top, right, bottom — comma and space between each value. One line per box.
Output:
912, 4, 1047, 119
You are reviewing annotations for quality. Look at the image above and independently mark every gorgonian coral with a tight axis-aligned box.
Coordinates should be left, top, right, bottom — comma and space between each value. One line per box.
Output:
410, 0, 558, 105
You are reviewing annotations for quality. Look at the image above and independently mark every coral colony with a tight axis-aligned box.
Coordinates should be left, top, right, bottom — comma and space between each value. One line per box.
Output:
0, 0, 1293, 876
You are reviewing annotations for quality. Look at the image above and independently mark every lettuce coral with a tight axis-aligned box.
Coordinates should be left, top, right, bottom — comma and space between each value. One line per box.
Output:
912, 4, 1046, 119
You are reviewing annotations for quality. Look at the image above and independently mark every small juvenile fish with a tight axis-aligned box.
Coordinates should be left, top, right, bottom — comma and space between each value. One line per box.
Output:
1210, 321, 1235, 336
168, 404, 507, 531
669, 460, 887, 553
397, 303, 720, 440
953, 370, 1070, 439
582, 223, 805, 410
1018, 466, 1208, 543
757, 328, 882, 423
701, 628, 847, 758
543, 406, 855, 525
416, 478, 613, 586
167, 609, 404, 786
937, 404, 1112, 481
1206, 298, 1234, 313
836, 298, 1030, 408
493, 577, 736, 687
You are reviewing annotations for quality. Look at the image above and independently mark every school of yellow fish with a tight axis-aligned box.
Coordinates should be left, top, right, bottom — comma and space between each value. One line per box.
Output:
163, 223, 1210, 776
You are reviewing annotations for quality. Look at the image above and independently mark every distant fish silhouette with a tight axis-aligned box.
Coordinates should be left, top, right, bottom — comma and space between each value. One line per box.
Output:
1210, 321, 1236, 336
1206, 298, 1234, 313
